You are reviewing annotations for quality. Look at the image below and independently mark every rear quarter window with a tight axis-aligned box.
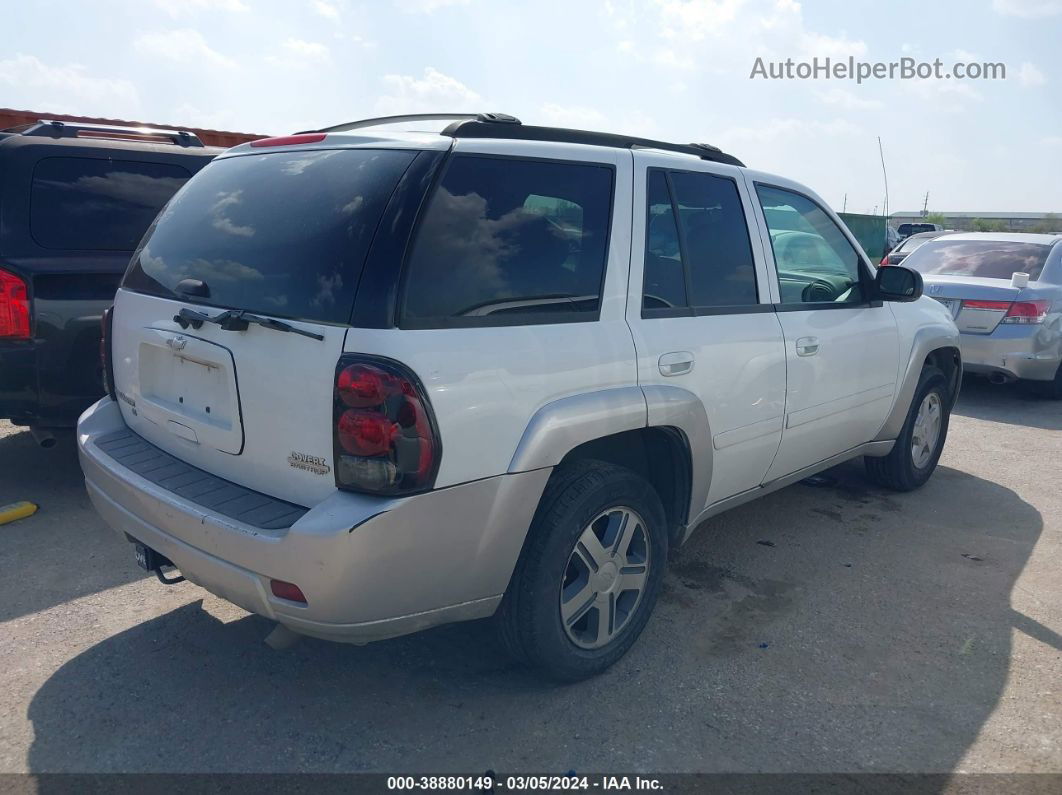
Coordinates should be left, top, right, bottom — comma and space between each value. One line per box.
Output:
398, 154, 615, 328
123, 148, 416, 325
31, 157, 192, 251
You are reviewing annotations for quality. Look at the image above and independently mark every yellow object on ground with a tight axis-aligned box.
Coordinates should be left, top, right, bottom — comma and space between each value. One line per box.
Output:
0, 501, 38, 526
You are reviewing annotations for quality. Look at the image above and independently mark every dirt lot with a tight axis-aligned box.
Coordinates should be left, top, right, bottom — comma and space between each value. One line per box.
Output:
0, 378, 1058, 775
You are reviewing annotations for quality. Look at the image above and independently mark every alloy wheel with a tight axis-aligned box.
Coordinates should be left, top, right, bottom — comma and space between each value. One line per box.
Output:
559, 507, 651, 650
911, 391, 942, 469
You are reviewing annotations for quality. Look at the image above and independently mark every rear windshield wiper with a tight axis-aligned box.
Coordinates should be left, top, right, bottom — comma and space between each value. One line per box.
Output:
174, 307, 324, 341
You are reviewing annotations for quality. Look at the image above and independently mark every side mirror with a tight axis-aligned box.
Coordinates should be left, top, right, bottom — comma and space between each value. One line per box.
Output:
876, 264, 923, 302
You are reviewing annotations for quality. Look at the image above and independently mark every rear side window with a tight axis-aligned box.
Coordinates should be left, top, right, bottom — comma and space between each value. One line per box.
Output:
642, 168, 758, 315
399, 155, 614, 327
902, 240, 1051, 280
31, 157, 191, 251
123, 148, 416, 324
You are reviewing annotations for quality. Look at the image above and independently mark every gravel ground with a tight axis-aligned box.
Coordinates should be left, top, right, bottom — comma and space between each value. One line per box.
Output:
0, 377, 1058, 775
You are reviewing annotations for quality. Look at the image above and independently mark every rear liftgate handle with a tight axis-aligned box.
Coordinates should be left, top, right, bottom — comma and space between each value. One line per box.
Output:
659, 351, 695, 377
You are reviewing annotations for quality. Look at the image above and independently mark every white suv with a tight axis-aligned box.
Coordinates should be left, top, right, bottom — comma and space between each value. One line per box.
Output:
78, 113, 961, 680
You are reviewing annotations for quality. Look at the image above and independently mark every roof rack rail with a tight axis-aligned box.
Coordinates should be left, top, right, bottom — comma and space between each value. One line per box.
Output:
440, 119, 744, 167
304, 112, 521, 135
301, 112, 743, 167
23, 120, 204, 147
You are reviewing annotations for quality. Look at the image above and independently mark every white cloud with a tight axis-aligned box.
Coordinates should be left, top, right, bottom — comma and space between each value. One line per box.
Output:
908, 80, 983, 111
395, 0, 471, 12
609, 0, 865, 72
311, 0, 341, 19
536, 103, 609, 130
655, 0, 747, 40
992, 0, 1062, 18
374, 67, 482, 115
265, 38, 332, 68
715, 117, 861, 146
1042, 135, 1062, 146
816, 87, 883, 110
151, 0, 249, 18
1017, 61, 1046, 86
134, 29, 237, 70
0, 54, 139, 115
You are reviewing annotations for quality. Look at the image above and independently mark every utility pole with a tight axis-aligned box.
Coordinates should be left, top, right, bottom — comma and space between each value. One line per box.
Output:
921, 191, 930, 217
878, 136, 889, 219
842, 193, 847, 212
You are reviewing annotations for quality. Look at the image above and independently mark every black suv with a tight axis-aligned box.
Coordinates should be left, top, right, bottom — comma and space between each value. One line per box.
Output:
0, 120, 219, 439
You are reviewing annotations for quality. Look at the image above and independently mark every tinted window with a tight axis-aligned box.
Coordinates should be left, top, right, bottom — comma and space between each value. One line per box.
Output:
124, 148, 415, 324
757, 185, 864, 304
670, 171, 757, 307
902, 240, 1051, 280
642, 171, 686, 310
31, 157, 191, 251
898, 234, 935, 252
400, 155, 614, 326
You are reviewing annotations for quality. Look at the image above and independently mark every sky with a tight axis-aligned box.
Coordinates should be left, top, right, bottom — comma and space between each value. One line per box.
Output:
2, 0, 1059, 214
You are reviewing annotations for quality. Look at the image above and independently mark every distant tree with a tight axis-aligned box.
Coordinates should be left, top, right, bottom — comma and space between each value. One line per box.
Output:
925, 212, 947, 226
1030, 212, 1062, 234
971, 218, 1008, 232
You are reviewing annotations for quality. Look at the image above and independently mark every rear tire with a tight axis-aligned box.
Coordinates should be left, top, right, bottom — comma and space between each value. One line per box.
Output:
865, 365, 950, 491
496, 460, 667, 681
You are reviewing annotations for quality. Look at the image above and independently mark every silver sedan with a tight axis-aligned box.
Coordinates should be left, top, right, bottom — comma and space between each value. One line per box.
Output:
899, 232, 1062, 397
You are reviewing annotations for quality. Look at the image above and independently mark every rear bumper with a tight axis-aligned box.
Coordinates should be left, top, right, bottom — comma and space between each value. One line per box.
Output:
959, 324, 1062, 382
78, 398, 550, 643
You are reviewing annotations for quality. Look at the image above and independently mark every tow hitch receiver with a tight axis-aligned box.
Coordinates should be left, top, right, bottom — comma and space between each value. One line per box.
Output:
133, 541, 186, 585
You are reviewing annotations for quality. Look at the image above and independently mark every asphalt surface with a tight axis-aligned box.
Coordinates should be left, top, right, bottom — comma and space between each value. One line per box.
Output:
0, 378, 1058, 775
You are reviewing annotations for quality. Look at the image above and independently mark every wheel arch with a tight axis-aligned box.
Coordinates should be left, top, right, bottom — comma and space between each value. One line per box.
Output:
508, 385, 711, 546
876, 326, 962, 442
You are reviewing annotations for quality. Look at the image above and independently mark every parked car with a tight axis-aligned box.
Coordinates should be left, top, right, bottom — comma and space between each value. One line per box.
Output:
897, 222, 944, 239
77, 113, 961, 680
900, 232, 1062, 396
881, 230, 954, 266
0, 119, 219, 440
886, 225, 901, 252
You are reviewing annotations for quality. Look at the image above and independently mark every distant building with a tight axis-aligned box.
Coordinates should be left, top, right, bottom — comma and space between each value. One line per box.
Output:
890, 211, 1061, 232
0, 108, 266, 148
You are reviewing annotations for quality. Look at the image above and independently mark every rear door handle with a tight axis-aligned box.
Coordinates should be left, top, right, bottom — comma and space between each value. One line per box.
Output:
795, 336, 819, 357
659, 351, 694, 376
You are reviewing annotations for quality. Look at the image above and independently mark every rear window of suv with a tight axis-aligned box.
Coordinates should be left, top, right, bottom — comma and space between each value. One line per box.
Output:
123, 148, 415, 324
902, 239, 1051, 280
31, 157, 192, 251
399, 155, 614, 327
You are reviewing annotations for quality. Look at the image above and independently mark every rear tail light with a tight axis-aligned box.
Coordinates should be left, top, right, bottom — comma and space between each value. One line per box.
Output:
963, 300, 1012, 311
270, 579, 307, 604
879, 255, 890, 266
0, 267, 31, 339
333, 355, 441, 495
1001, 299, 1050, 325
100, 306, 117, 400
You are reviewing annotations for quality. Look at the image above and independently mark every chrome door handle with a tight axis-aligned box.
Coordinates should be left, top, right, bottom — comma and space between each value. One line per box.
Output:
659, 351, 694, 376
795, 336, 819, 356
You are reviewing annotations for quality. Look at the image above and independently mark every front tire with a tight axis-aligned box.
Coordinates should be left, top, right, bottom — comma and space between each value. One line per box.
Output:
496, 460, 667, 681
865, 365, 950, 491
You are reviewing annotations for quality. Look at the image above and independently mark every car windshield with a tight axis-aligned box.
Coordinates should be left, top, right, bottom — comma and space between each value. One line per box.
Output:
902, 240, 1051, 280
